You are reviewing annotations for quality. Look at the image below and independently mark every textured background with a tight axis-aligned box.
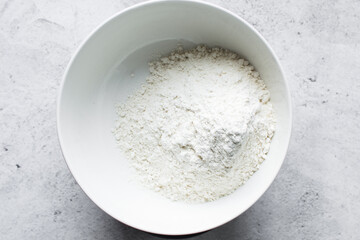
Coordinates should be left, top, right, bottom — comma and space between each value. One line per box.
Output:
1, 0, 360, 239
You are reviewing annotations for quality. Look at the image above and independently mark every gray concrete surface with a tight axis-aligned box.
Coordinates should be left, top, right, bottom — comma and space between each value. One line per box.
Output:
1, 0, 359, 239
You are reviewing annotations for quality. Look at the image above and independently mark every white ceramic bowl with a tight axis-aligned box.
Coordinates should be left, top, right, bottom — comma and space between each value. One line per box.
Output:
57, 0, 292, 235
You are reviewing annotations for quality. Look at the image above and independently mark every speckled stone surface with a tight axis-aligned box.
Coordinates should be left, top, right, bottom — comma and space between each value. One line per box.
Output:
1, 0, 359, 239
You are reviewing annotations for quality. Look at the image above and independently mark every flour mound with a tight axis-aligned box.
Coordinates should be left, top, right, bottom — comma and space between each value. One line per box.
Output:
113, 45, 276, 203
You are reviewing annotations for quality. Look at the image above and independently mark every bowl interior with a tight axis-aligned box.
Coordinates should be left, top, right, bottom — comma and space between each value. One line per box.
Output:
58, 0, 291, 235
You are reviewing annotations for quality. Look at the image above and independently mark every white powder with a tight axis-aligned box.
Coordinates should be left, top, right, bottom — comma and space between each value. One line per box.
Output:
113, 45, 276, 203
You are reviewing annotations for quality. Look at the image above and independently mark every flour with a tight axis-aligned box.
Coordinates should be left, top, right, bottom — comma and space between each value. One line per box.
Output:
113, 45, 276, 203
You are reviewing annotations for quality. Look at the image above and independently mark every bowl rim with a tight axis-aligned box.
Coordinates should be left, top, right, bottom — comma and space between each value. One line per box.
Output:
57, 0, 293, 235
